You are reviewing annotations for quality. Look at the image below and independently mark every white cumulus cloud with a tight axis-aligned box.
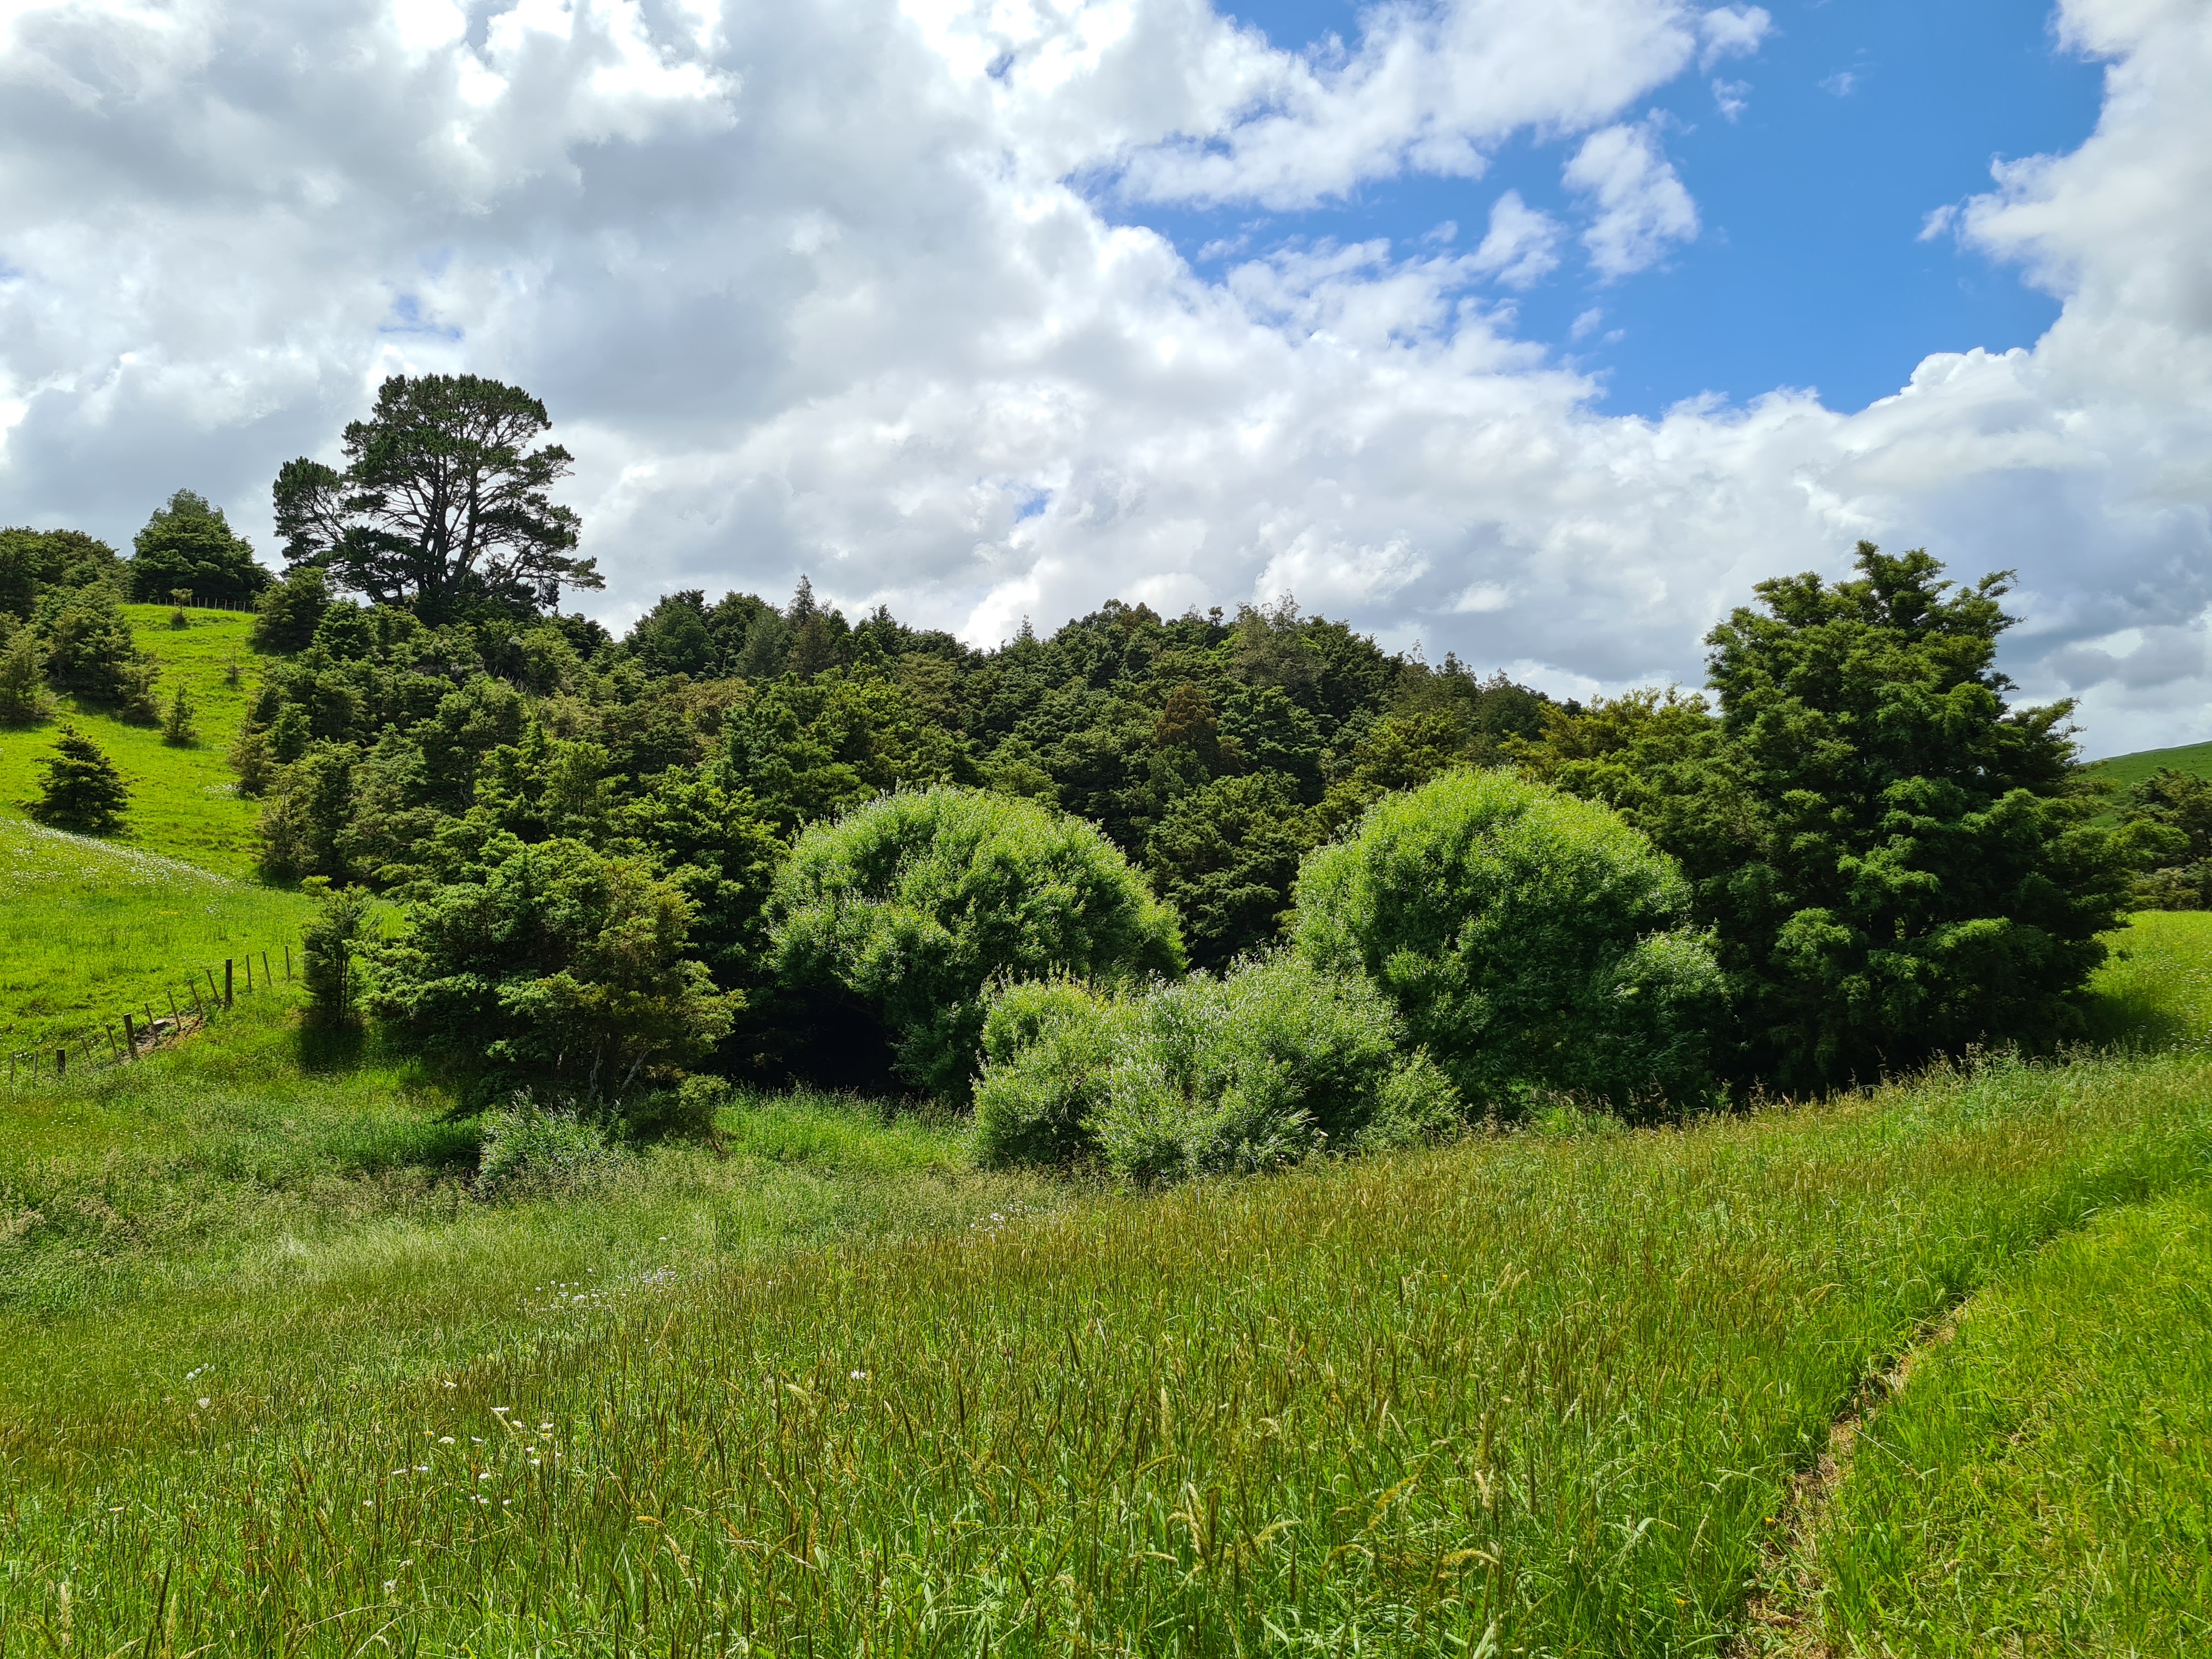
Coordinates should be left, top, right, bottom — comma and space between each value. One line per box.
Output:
0, 0, 2205, 756
1470, 191, 1564, 288
1563, 121, 1700, 279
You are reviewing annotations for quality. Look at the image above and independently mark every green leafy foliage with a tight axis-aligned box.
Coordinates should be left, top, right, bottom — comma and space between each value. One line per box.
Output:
1295, 768, 1723, 1117
26, 725, 129, 834
1519, 544, 2129, 1091
365, 834, 739, 1101
1143, 771, 1314, 969
0, 526, 122, 620
472, 1097, 629, 1200
0, 620, 52, 726
772, 787, 1185, 1102
975, 954, 1463, 1180
32, 582, 160, 720
127, 489, 271, 608
300, 880, 370, 1030
272, 373, 600, 619
221, 568, 1556, 1101
251, 565, 334, 652
2115, 766, 2212, 909
159, 683, 198, 746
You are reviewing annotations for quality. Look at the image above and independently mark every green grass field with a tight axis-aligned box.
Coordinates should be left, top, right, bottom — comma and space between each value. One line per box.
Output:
1798, 1184, 2212, 1656
3, 909, 2211, 1653
0, 603, 267, 876
0, 816, 312, 1062
2082, 737, 2212, 799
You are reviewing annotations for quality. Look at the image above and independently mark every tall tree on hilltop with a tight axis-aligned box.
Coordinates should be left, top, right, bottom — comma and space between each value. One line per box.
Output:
272, 374, 600, 620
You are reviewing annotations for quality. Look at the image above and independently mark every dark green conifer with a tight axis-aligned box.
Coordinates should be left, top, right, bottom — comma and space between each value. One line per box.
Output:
29, 725, 128, 833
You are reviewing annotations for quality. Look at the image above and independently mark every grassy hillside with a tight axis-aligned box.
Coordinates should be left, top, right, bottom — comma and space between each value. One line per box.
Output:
2082, 736, 2212, 798
4, 900, 2212, 1652
0, 603, 266, 876
1795, 1183, 2212, 1655
0, 816, 312, 1063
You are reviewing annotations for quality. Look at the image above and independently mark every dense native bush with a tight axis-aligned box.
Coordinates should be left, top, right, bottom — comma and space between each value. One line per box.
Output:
972, 955, 1463, 1179
251, 565, 334, 652
1144, 772, 1312, 970
771, 787, 1186, 1102
32, 582, 160, 719
1516, 544, 2129, 1090
0, 618, 52, 725
1295, 768, 1724, 1118
127, 488, 270, 608
2117, 767, 2212, 910
0, 525, 122, 619
366, 834, 738, 1102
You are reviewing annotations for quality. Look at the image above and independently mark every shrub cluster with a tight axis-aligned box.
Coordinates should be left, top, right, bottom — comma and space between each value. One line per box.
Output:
28, 437, 2110, 1175
973, 957, 1464, 1180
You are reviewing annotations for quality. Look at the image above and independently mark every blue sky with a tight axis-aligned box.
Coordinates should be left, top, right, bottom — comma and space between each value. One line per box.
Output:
1114, 0, 2108, 416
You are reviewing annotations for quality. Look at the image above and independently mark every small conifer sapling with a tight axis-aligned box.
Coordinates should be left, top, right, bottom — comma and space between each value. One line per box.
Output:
161, 683, 199, 746
29, 726, 129, 833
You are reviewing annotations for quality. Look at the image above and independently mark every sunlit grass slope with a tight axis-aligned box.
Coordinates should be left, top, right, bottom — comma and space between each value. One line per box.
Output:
2082, 736, 2212, 798
4, 919, 2211, 1654
0, 991, 1058, 1391
1800, 1183, 2212, 1656
0, 815, 311, 1059
0, 603, 264, 874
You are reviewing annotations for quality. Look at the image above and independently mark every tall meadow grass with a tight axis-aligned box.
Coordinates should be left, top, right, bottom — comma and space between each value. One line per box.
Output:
5, 1040, 2210, 1654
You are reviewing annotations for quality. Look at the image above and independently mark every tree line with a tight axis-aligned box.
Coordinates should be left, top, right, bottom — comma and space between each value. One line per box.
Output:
4, 372, 2193, 1160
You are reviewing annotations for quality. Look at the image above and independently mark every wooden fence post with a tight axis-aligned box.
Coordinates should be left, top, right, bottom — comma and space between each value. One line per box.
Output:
262, 950, 273, 988
285, 944, 292, 980
245, 954, 254, 992
168, 990, 180, 1030
206, 967, 219, 1004
123, 1013, 137, 1058
56, 1047, 66, 1078
224, 959, 234, 1009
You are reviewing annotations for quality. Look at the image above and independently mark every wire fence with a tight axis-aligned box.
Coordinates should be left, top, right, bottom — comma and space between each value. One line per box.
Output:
154, 594, 258, 617
4, 939, 301, 1087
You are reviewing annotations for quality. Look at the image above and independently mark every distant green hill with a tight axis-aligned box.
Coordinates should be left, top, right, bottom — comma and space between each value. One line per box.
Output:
2083, 739, 2212, 798
0, 604, 265, 877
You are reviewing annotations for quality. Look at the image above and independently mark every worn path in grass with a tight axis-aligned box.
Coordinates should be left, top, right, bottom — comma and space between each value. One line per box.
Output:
1742, 1184, 2212, 1657
1733, 914, 2212, 1658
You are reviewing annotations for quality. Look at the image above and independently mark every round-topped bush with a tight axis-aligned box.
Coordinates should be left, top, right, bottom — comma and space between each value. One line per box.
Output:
1293, 769, 1724, 1118
771, 787, 1184, 1102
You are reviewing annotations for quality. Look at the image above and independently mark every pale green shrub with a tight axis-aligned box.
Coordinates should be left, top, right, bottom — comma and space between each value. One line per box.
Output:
473, 1098, 629, 1199
974, 955, 1464, 1180
772, 787, 1184, 1102
1294, 768, 1723, 1118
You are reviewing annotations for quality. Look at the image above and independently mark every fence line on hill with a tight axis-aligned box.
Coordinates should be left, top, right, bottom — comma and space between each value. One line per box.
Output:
3, 938, 303, 1087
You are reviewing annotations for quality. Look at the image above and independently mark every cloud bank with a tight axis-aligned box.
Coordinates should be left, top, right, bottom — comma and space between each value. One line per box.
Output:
0, 0, 2205, 753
